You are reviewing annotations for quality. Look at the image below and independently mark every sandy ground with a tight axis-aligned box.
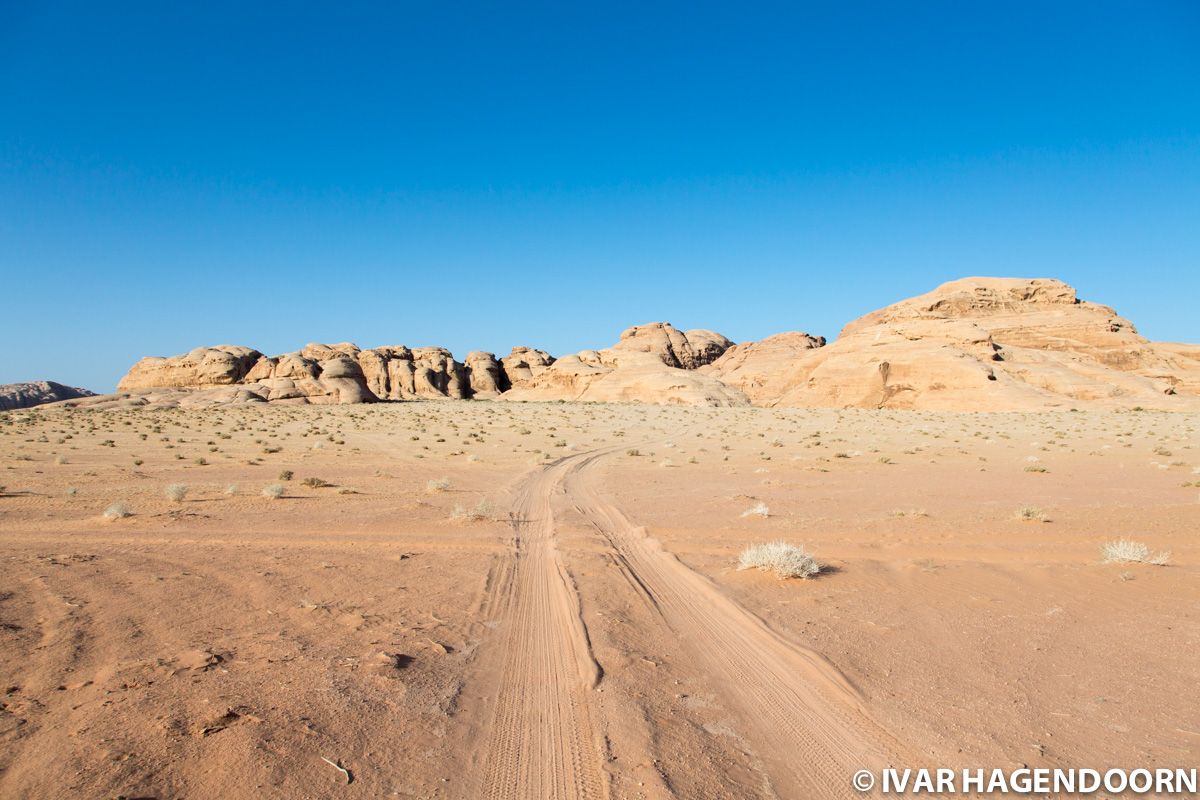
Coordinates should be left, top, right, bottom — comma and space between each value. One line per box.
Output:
0, 402, 1197, 798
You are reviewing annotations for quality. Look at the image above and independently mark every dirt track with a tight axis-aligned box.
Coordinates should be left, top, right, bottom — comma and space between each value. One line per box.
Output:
1, 403, 1197, 798
469, 441, 910, 798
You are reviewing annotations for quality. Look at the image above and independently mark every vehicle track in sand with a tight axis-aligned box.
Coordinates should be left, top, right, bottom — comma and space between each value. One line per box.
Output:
476, 455, 612, 800
476, 444, 910, 799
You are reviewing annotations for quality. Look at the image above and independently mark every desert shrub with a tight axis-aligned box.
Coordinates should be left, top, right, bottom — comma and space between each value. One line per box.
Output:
1015, 506, 1048, 522
741, 502, 770, 518
278, 470, 294, 481
1024, 465, 1048, 473
165, 483, 189, 502
224, 484, 238, 495
103, 502, 131, 519
626, 448, 641, 457
1101, 539, 1170, 566
302, 477, 330, 488
450, 498, 495, 522
737, 541, 820, 579
426, 477, 451, 493
262, 483, 285, 500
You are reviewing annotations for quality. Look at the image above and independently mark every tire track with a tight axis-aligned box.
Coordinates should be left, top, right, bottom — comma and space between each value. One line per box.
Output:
477, 456, 610, 800
561, 453, 912, 799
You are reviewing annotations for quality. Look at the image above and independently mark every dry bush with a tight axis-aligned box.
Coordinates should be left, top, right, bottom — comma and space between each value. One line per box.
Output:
103, 502, 131, 520
262, 483, 285, 500
450, 498, 495, 523
1015, 506, 1048, 522
741, 502, 770, 518
737, 541, 820, 579
165, 483, 189, 502
1101, 539, 1170, 566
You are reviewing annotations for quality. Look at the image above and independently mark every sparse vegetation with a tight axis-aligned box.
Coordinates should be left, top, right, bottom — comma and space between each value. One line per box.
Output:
1015, 505, 1048, 522
426, 477, 452, 493
165, 483, 189, 502
737, 541, 820, 579
262, 483, 285, 499
741, 502, 770, 518
302, 477, 330, 488
451, 498, 495, 522
103, 502, 131, 519
1101, 539, 1170, 566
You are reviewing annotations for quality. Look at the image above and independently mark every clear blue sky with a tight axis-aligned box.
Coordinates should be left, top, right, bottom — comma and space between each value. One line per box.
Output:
2, 2, 1198, 391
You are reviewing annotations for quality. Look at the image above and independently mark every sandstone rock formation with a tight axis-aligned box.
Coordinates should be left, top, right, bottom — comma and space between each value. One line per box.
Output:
0, 381, 97, 411
700, 332, 827, 405
117, 342, 498, 406
102, 277, 1200, 411
119, 346, 262, 390
751, 278, 1200, 410
499, 347, 555, 390
500, 323, 747, 406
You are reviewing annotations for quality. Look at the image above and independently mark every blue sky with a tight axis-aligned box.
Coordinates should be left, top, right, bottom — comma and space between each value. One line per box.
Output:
2, 2, 1198, 391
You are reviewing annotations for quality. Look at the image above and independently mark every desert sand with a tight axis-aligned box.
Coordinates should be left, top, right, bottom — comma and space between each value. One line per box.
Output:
1, 400, 1197, 798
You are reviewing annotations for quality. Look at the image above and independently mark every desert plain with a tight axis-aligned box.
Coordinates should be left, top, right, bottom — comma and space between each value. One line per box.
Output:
0, 400, 1197, 798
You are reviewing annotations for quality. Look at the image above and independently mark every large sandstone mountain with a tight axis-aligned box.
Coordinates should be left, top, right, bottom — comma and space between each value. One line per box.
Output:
738, 277, 1200, 410
96, 277, 1200, 411
0, 381, 96, 411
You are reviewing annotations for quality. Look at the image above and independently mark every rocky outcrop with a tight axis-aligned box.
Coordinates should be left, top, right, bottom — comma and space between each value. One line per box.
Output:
499, 347, 555, 389
500, 323, 747, 406
699, 332, 827, 405
118, 346, 263, 390
464, 352, 505, 397
751, 278, 1200, 410
0, 381, 97, 411
104, 278, 1200, 410
610, 323, 733, 369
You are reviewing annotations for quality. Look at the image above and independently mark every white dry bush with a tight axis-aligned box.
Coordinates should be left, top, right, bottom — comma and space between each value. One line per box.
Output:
165, 483, 189, 502
426, 477, 451, 493
262, 483, 285, 500
1101, 539, 1170, 566
737, 541, 820, 579
450, 498, 495, 523
103, 502, 131, 520
741, 502, 770, 518
224, 483, 238, 496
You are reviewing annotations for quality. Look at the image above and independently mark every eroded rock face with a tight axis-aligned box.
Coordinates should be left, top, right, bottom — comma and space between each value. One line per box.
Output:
464, 352, 505, 398
116, 342, 528, 405
105, 279, 1200, 410
611, 323, 733, 369
499, 347, 555, 389
0, 381, 97, 411
753, 278, 1200, 410
118, 346, 263, 391
500, 323, 748, 406
700, 332, 826, 405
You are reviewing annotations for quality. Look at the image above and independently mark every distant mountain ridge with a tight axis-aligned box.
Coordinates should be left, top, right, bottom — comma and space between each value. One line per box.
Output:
77, 277, 1200, 412
0, 381, 97, 411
